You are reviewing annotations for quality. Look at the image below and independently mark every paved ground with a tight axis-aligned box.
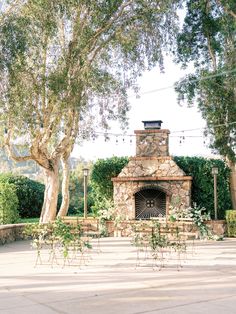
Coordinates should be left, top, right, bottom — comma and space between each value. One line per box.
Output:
0, 237, 236, 314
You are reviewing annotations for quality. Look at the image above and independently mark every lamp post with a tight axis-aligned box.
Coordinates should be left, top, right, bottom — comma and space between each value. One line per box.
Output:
83, 168, 89, 219
211, 167, 218, 220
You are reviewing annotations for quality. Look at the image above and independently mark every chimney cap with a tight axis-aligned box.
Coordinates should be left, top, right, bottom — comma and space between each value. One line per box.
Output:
142, 120, 163, 130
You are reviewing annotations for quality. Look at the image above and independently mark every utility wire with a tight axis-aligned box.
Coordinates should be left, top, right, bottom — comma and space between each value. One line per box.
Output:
130, 68, 236, 97
172, 120, 236, 134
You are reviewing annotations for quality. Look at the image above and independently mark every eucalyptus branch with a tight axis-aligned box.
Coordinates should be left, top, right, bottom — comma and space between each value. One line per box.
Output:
75, 4, 90, 39
40, 100, 63, 146
30, 135, 53, 170
42, 35, 48, 115
4, 129, 32, 162
87, 33, 117, 67
51, 136, 70, 159
58, 17, 66, 56
205, 0, 217, 71
87, 0, 133, 53
50, 109, 79, 159
216, 0, 236, 20
0, 0, 24, 26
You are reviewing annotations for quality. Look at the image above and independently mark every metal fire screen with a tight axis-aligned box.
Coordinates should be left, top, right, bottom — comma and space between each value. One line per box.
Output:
135, 188, 166, 219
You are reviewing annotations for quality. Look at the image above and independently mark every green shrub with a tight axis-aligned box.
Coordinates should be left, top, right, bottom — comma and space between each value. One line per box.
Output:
225, 210, 236, 237
174, 156, 232, 219
0, 182, 19, 224
0, 173, 45, 218
90, 156, 231, 220
90, 156, 129, 214
66, 165, 94, 216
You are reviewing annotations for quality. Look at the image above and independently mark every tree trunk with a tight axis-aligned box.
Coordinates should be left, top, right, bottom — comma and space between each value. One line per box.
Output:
57, 157, 70, 218
40, 160, 60, 223
227, 159, 236, 210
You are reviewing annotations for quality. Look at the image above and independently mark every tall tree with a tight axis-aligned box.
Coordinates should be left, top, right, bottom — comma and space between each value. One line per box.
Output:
174, 0, 236, 209
0, 0, 179, 222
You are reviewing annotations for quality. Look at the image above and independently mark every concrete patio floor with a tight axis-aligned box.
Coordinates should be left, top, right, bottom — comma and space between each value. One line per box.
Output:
0, 237, 236, 314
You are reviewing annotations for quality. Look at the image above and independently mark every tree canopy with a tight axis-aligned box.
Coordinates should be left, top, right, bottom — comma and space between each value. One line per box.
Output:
0, 0, 180, 221
174, 0, 236, 208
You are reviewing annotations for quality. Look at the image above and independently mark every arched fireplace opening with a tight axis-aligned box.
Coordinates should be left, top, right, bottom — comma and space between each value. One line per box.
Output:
135, 188, 166, 220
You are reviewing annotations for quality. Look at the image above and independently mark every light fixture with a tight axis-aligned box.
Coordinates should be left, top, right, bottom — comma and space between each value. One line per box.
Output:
83, 168, 89, 177
211, 166, 218, 220
82, 168, 89, 219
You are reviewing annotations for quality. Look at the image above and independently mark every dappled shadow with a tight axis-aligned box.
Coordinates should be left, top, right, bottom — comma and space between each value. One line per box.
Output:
1, 238, 236, 313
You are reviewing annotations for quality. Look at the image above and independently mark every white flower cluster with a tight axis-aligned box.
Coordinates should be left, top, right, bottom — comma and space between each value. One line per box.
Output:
169, 203, 210, 222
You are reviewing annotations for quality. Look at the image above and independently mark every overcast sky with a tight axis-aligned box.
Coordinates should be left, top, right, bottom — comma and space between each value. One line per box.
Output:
73, 58, 216, 161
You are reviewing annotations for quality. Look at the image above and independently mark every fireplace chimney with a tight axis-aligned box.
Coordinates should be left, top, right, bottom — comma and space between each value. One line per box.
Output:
135, 120, 169, 157
142, 120, 163, 130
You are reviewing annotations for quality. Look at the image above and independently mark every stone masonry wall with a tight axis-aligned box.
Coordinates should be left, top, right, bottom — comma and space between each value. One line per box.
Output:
0, 224, 26, 245
118, 157, 185, 178
112, 127, 192, 220
135, 129, 170, 157
113, 180, 192, 219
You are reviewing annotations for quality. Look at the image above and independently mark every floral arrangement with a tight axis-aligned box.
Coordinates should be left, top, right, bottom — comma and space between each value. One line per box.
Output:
169, 202, 213, 239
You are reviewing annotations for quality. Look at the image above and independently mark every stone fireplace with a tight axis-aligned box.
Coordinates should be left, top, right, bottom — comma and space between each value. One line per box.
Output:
112, 121, 192, 220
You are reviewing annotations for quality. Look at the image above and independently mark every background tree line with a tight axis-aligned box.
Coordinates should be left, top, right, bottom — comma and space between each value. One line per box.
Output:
0, 0, 235, 220
0, 156, 232, 224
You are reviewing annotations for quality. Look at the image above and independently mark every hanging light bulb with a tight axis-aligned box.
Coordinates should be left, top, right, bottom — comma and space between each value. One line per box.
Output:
104, 133, 109, 142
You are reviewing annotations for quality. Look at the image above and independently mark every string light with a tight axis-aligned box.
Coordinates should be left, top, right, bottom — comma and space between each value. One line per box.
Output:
91, 120, 236, 141
83, 119, 236, 149
2, 115, 235, 146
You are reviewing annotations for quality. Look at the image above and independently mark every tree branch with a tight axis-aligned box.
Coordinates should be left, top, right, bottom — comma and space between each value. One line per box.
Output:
4, 129, 32, 162
216, 0, 236, 20
0, 0, 24, 26
206, 34, 217, 71
205, 0, 217, 71
87, 0, 133, 53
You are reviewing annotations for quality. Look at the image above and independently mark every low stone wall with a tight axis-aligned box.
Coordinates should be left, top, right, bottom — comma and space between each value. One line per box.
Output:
205, 220, 226, 237
0, 223, 26, 245
0, 220, 227, 244
105, 219, 227, 238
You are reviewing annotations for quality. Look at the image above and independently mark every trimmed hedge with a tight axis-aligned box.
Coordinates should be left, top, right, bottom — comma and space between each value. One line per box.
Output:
90, 156, 129, 213
91, 156, 129, 199
174, 157, 232, 219
0, 174, 44, 218
0, 182, 19, 224
226, 210, 236, 237
91, 156, 232, 219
